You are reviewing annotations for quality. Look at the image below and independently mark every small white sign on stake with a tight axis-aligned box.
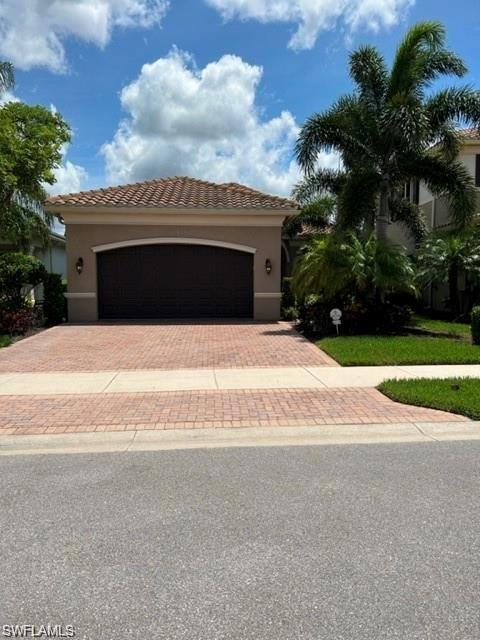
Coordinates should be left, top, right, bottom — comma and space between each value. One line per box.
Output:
330, 308, 342, 335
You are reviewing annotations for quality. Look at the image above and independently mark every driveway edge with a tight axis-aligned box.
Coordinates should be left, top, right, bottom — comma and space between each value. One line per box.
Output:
1, 422, 480, 456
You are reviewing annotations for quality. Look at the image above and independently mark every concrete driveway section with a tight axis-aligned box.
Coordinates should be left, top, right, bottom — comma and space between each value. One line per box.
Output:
0, 322, 335, 373
1, 442, 479, 639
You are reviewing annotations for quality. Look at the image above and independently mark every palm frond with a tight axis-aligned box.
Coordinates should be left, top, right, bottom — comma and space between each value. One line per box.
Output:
426, 86, 480, 134
388, 196, 428, 241
349, 45, 388, 111
404, 155, 477, 229
389, 21, 445, 98
292, 170, 346, 203
284, 197, 336, 237
295, 95, 372, 173
0, 61, 14, 93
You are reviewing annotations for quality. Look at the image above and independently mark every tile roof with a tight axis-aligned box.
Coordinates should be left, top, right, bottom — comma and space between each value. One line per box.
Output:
46, 176, 298, 210
460, 127, 480, 140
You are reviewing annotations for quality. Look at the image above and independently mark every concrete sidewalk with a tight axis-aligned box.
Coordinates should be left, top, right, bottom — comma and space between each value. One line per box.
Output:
1, 421, 480, 455
1, 364, 480, 395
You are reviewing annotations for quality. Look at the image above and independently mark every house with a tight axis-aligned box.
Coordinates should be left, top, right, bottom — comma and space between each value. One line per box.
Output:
0, 229, 67, 279
388, 128, 480, 312
45, 176, 298, 322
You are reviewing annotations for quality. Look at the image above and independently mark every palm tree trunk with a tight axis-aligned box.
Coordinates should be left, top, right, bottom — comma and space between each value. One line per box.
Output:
375, 183, 389, 242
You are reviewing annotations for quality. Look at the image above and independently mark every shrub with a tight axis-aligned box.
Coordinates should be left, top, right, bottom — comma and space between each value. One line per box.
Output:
297, 296, 412, 337
43, 273, 66, 325
472, 306, 480, 345
0, 252, 46, 311
0, 307, 36, 334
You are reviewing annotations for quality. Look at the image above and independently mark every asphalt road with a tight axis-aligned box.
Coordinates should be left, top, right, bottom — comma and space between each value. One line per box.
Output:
0, 442, 479, 640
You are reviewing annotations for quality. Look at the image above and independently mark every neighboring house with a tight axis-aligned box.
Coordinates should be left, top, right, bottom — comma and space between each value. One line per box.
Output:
389, 128, 480, 311
32, 231, 67, 281
0, 230, 66, 279
45, 177, 298, 322
0, 230, 67, 303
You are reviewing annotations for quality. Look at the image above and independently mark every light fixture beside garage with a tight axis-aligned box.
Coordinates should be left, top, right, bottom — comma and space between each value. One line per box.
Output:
75, 257, 84, 275
265, 258, 272, 275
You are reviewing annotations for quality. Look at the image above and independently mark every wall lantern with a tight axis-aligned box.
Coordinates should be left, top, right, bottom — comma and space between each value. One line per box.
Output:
75, 257, 84, 275
265, 258, 272, 275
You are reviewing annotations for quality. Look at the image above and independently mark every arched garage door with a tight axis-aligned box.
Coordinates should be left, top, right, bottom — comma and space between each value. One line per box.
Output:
97, 243, 254, 319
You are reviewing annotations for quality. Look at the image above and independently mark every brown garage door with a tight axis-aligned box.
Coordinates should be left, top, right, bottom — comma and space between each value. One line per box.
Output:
97, 244, 254, 319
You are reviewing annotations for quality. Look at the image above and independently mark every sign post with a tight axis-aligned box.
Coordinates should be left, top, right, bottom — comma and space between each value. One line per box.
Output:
330, 308, 342, 335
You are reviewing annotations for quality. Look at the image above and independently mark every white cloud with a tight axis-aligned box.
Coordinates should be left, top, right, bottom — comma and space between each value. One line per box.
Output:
0, 0, 169, 72
48, 146, 88, 196
102, 48, 337, 197
205, 0, 414, 50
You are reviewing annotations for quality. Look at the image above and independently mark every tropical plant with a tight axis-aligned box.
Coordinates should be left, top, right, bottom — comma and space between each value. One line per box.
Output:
0, 102, 70, 249
284, 195, 336, 237
295, 21, 480, 242
292, 232, 417, 301
416, 230, 480, 316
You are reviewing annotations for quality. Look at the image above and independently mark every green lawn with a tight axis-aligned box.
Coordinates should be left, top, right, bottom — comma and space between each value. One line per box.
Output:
317, 335, 480, 366
0, 334, 11, 348
412, 314, 471, 339
378, 377, 480, 420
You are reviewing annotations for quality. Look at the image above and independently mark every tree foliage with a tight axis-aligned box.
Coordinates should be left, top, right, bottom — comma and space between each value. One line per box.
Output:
0, 102, 70, 248
295, 21, 480, 241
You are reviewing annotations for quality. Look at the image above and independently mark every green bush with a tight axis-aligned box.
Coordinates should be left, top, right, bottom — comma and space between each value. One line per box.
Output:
0, 252, 46, 311
472, 306, 480, 345
297, 296, 412, 337
43, 273, 66, 325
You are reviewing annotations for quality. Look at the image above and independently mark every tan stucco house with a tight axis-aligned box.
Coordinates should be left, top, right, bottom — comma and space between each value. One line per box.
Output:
45, 176, 298, 322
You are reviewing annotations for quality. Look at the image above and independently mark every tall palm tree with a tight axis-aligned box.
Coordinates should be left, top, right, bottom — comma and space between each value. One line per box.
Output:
295, 22, 480, 242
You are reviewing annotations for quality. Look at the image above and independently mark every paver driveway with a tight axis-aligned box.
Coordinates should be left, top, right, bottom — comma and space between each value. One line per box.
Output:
0, 322, 463, 434
0, 321, 334, 372
0, 387, 466, 435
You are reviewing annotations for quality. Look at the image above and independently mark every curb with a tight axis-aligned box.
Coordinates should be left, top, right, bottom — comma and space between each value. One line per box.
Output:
1, 422, 480, 456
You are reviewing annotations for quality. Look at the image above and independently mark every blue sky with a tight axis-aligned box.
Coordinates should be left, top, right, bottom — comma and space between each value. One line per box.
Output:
4, 0, 480, 197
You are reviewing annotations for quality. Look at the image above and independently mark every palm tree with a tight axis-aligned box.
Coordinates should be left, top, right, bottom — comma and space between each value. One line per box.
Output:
292, 232, 416, 301
284, 195, 336, 237
417, 229, 480, 316
0, 61, 14, 94
295, 22, 480, 242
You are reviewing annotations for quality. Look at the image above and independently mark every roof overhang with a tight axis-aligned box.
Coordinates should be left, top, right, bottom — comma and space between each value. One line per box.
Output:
47, 205, 299, 228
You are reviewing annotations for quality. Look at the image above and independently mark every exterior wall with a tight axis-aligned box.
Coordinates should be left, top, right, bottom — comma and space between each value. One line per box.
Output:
35, 242, 67, 279
66, 223, 283, 321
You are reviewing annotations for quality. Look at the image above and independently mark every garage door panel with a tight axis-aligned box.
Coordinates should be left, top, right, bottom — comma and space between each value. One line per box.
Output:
97, 244, 253, 319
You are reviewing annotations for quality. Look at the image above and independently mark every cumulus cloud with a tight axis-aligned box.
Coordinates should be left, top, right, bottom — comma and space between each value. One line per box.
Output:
102, 49, 338, 196
205, 0, 414, 50
48, 146, 88, 196
0, 0, 169, 72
